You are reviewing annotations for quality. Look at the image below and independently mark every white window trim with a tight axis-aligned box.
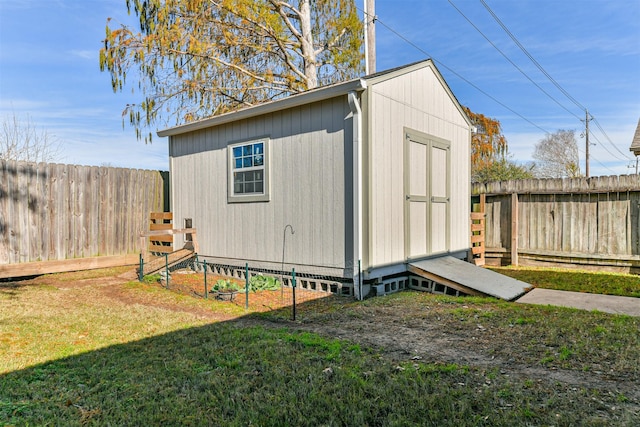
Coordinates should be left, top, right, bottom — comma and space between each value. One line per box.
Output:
227, 137, 270, 203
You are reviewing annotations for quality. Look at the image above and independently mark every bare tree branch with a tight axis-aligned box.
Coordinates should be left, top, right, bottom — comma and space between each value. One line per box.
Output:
0, 112, 62, 163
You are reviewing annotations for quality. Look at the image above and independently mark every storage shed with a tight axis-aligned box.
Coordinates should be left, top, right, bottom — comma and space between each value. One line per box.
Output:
158, 59, 473, 298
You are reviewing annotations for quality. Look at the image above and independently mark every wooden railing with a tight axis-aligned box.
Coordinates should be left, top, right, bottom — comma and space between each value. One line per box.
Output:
470, 194, 486, 266
140, 212, 199, 259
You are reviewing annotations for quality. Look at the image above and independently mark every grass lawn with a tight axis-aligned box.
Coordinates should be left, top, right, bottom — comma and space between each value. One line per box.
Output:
1, 266, 639, 426
489, 265, 640, 297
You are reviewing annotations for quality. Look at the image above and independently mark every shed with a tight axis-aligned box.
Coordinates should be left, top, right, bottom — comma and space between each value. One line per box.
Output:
158, 59, 473, 298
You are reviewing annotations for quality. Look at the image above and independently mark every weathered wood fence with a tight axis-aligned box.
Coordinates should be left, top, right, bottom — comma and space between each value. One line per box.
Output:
472, 175, 640, 273
0, 160, 169, 268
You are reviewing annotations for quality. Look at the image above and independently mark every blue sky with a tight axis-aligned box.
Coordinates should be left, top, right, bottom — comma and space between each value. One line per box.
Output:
1, 0, 638, 175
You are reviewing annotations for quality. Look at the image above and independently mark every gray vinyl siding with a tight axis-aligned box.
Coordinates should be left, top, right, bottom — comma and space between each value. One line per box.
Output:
365, 65, 471, 269
169, 96, 353, 275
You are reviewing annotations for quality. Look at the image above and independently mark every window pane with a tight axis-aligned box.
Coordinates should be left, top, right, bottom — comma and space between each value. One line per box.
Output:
230, 141, 268, 199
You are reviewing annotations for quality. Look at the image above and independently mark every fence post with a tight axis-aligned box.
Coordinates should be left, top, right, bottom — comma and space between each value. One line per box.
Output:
164, 253, 169, 289
292, 268, 296, 321
245, 263, 249, 310
138, 253, 143, 282
511, 192, 519, 266
204, 259, 208, 299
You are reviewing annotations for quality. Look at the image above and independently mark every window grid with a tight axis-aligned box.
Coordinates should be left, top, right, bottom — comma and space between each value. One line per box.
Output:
229, 140, 267, 199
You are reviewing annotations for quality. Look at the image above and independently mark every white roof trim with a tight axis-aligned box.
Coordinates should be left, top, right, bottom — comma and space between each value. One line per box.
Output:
158, 78, 367, 137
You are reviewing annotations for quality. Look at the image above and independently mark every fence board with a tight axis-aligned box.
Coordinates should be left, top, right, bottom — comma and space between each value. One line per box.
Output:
27, 162, 39, 261
0, 160, 167, 266
89, 166, 100, 256
17, 162, 29, 263
473, 176, 640, 269
0, 162, 8, 263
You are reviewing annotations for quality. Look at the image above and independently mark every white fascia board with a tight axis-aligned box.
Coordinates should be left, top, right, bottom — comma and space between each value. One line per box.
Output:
158, 79, 367, 137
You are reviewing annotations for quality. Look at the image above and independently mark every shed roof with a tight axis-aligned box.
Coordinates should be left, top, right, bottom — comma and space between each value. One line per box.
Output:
158, 59, 470, 137
630, 118, 640, 156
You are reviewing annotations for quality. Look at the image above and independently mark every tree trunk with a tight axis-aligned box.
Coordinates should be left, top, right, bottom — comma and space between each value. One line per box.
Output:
298, 0, 318, 89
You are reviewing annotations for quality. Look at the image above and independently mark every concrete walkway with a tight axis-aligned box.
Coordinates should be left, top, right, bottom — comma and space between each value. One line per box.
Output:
516, 288, 640, 317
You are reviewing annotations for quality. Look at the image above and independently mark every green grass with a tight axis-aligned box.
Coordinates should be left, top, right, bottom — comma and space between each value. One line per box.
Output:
2, 323, 636, 426
1, 267, 639, 425
489, 265, 640, 297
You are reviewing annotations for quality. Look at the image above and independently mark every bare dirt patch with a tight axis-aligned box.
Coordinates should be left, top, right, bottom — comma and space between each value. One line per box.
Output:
271, 303, 640, 403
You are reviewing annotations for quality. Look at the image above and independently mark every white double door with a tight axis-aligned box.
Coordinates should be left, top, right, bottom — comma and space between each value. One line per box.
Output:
404, 130, 450, 259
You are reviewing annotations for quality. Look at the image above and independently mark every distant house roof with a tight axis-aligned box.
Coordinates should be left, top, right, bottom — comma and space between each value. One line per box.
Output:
630, 119, 640, 156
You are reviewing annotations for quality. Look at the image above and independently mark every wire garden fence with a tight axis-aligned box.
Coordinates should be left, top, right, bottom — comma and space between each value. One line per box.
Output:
138, 254, 351, 320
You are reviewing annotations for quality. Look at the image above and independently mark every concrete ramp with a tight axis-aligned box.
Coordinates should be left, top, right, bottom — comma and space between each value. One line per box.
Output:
408, 256, 531, 301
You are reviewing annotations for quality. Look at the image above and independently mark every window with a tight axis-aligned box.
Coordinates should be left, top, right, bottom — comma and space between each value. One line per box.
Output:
228, 138, 270, 202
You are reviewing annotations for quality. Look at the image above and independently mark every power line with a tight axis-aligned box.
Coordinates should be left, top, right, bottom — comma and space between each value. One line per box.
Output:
480, 0, 586, 113
359, 4, 627, 174
591, 116, 633, 160
587, 130, 629, 162
479, 0, 631, 165
359, 8, 551, 134
447, 0, 582, 121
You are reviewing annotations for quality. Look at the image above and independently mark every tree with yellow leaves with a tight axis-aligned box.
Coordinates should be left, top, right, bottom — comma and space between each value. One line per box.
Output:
463, 106, 534, 182
100, 0, 363, 141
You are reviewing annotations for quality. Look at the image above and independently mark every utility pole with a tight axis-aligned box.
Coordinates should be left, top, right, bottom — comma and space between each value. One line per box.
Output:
584, 109, 591, 177
364, 0, 376, 74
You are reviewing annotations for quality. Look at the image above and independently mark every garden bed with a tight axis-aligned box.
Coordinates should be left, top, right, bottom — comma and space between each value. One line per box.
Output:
165, 270, 333, 312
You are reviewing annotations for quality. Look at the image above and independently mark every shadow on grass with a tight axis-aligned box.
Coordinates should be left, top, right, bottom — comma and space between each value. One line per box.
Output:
0, 278, 43, 298
2, 314, 438, 426
2, 296, 636, 426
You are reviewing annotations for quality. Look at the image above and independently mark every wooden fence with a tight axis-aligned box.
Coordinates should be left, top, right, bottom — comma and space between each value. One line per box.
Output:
0, 160, 169, 268
472, 175, 640, 272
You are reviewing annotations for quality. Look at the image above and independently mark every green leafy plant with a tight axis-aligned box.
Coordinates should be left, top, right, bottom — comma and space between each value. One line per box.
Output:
212, 279, 240, 293
249, 274, 281, 292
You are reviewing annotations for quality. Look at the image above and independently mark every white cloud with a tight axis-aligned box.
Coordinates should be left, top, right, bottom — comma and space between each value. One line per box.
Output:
69, 50, 96, 60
